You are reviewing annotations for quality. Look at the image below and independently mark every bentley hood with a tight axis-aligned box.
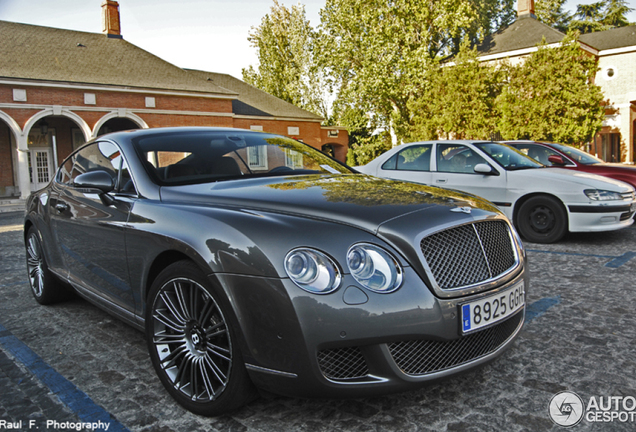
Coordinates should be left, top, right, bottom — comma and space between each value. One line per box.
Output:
159, 174, 501, 233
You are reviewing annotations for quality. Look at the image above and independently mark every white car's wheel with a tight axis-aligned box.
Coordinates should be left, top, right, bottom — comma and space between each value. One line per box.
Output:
516, 196, 567, 243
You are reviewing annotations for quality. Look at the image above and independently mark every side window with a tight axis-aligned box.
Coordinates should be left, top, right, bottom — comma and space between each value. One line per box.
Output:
437, 144, 488, 174
56, 142, 134, 193
518, 144, 559, 166
382, 145, 432, 171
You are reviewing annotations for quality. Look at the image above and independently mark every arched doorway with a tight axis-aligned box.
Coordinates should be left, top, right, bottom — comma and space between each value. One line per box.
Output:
0, 115, 21, 198
24, 114, 90, 193
97, 117, 140, 136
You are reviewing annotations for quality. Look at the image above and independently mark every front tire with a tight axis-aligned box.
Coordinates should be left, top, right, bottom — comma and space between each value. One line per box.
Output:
145, 261, 256, 416
25, 227, 68, 305
516, 196, 567, 244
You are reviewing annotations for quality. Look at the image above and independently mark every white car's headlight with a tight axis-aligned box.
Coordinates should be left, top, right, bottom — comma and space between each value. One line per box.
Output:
285, 248, 341, 294
584, 189, 623, 201
347, 244, 403, 293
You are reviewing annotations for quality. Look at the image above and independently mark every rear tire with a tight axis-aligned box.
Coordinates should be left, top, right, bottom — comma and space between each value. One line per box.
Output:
145, 260, 256, 416
516, 196, 567, 244
25, 227, 68, 305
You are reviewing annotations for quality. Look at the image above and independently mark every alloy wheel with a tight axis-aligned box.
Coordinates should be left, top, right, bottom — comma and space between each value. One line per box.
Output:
26, 234, 45, 297
151, 278, 232, 402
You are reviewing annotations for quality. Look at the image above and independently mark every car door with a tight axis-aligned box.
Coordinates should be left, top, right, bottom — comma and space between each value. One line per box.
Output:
375, 144, 434, 185
50, 141, 136, 312
431, 143, 509, 206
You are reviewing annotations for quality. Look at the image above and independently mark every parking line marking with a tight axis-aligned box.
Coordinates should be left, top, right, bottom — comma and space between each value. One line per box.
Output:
526, 296, 561, 323
0, 322, 131, 432
605, 251, 636, 268
527, 249, 636, 268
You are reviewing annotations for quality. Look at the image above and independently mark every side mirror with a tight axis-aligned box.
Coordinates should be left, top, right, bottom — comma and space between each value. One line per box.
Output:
474, 163, 497, 175
73, 171, 115, 194
547, 155, 566, 166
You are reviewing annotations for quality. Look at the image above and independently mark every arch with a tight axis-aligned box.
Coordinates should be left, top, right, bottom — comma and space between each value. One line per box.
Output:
92, 110, 148, 138
23, 109, 91, 150
0, 110, 23, 138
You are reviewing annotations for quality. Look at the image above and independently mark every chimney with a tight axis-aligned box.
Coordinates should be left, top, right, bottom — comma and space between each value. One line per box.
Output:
102, 0, 122, 38
517, 0, 536, 19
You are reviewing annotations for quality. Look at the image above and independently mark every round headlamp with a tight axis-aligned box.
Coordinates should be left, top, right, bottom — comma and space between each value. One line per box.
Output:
284, 248, 341, 294
347, 243, 403, 293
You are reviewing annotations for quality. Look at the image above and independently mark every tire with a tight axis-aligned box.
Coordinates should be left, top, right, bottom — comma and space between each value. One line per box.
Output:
145, 261, 256, 416
25, 227, 68, 305
516, 196, 567, 244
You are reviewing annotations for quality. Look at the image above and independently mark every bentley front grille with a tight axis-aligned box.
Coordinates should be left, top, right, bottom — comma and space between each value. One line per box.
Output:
317, 347, 369, 380
420, 220, 517, 290
388, 311, 523, 376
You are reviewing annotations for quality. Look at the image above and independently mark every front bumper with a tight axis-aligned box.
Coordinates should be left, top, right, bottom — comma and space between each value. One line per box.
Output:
214, 266, 527, 399
567, 202, 635, 232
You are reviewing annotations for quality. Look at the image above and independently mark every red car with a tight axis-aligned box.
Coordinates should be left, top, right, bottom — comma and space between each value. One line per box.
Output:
507, 141, 636, 189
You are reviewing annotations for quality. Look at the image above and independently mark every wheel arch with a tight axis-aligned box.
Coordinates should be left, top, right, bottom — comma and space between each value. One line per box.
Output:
512, 192, 569, 230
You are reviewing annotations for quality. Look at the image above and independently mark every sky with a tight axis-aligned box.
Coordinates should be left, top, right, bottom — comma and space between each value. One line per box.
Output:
0, 0, 635, 79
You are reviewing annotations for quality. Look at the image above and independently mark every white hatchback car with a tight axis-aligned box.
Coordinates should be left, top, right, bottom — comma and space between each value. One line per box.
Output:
357, 141, 636, 243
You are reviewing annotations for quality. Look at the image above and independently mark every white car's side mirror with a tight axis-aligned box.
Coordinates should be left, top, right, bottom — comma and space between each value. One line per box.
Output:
474, 164, 497, 175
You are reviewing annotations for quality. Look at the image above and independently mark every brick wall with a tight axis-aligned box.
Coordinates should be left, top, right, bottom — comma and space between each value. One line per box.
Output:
0, 122, 14, 195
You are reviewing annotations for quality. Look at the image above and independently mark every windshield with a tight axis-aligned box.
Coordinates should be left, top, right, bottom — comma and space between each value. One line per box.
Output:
133, 130, 352, 186
550, 143, 603, 165
475, 142, 543, 170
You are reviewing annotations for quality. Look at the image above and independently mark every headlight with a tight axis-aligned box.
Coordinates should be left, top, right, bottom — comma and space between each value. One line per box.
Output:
584, 189, 623, 201
347, 243, 403, 293
284, 248, 341, 294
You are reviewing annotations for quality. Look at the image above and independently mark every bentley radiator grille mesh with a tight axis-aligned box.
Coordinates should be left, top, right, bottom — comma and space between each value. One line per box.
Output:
388, 311, 523, 376
317, 347, 369, 380
420, 220, 516, 290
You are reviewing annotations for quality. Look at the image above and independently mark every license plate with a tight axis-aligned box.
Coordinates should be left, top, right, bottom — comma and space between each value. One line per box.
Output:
631, 202, 636, 212
460, 281, 525, 334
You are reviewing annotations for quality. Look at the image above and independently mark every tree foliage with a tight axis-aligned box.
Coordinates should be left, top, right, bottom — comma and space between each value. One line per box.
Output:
569, 0, 633, 33
496, 33, 605, 145
318, 0, 512, 143
535, 0, 571, 31
242, 1, 329, 118
408, 43, 503, 142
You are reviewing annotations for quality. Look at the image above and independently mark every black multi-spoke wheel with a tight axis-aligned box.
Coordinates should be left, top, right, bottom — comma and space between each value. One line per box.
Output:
25, 227, 67, 305
516, 196, 567, 244
146, 261, 255, 416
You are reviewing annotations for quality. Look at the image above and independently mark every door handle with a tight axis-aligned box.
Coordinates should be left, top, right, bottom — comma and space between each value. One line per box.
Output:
55, 202, 69, 212
436, 179, 448, 184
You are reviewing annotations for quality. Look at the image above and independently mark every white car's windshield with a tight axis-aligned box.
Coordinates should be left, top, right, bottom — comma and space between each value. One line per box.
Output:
550, 143, 603, 165
476, 142, 544, 171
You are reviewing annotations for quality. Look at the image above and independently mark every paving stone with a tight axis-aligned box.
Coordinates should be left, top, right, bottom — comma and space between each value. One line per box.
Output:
2, 211, 636, 431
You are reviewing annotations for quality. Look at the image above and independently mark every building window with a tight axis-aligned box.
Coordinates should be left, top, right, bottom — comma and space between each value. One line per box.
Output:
285, 149, 303, 168
603, 66, 617, 81
13, 89, 27, 102
247, 145, 268, 170
84, 93, 96, 105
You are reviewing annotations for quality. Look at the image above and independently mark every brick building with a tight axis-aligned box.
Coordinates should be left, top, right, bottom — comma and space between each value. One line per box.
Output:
0, 1, 348, 199
478, 0, 636, 163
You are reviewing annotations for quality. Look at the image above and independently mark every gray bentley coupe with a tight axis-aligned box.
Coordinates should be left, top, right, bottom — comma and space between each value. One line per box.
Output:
24, 127, 527, 415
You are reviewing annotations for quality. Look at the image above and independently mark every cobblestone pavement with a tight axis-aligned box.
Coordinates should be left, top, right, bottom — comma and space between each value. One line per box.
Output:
1, 210, 635, 431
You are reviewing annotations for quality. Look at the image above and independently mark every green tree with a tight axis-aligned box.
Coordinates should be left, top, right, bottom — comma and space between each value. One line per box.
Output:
569, 1, 610, 32
242, 1, 329, 118
408, 43, 503, 141
535, 0, 571, 31
601, 0, 633, 27
496, 33, 605, 145
319, 0, 505, 144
